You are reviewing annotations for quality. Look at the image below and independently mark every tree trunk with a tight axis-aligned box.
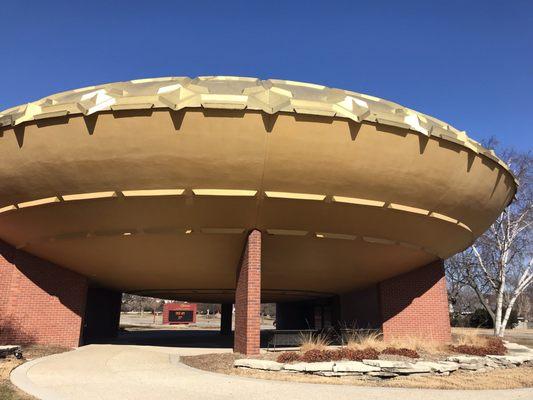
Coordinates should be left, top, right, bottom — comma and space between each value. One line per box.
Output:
500, 296, 519, 337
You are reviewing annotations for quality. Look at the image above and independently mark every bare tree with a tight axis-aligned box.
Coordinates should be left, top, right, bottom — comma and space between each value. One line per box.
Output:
446, 145, 532, 337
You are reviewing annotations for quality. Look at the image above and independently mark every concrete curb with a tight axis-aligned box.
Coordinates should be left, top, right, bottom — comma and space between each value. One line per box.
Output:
10, 350, 80, 400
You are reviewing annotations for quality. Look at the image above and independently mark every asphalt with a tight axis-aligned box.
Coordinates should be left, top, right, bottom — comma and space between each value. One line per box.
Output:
10, 344, 533, 400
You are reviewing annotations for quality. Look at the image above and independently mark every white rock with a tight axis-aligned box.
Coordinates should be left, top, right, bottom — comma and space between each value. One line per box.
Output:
446, 356, 485, 364
333, 361, 380, 373
414, 361, 459, 373
488, 355, 532, 365
458, 363, 484, 370
388, 365, 432, 374
282, 362, 308, 372
303, 362, 335, 372
314, 371, 361, 377
234, 359, 283, 371
362, 359, 413, 369
504, 342, 533, 353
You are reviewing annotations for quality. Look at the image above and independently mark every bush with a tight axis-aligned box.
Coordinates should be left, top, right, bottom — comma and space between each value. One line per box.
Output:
323, 349, 343, 361
277, 351, 301, 363
300, 349, 330, 363
337, 347, 379, 361
468, 308, 518, 329
469, 308, 493, 328
381, 347, 420, 359
450, 337, 506, 356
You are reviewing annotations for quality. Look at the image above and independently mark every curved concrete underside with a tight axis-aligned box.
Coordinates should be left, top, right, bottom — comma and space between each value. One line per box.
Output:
10, 345, 533, 400
0, 78, 516, 302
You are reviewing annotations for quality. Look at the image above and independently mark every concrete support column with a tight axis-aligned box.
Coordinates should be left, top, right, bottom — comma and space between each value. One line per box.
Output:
220, 303, 233, 335
234, 229, 261, 355
0, 240, 88, 348
379, 260, 451, 342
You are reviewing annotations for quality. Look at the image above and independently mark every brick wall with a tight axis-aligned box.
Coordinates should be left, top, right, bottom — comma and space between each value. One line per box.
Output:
379, 260, 451, 342
234, 230, 261, 355
0, 240, 88, 348
340, 284, 382, 329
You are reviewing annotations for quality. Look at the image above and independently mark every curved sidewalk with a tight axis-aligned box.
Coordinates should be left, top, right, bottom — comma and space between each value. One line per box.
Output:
11, 344, 533, 400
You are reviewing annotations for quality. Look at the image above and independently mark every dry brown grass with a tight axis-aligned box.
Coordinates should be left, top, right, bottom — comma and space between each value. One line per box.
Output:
453, 329, 491, 347
345, 331, 447, 355
345, 330, 385, 351
298, 332, 331, 352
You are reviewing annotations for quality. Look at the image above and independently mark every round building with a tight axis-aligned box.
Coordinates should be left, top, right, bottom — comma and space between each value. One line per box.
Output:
0, 76, 516, 353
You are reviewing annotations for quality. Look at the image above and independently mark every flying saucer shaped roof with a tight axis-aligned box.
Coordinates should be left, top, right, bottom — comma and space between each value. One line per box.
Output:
0, 76, 518, 301
0, 76, 514, 183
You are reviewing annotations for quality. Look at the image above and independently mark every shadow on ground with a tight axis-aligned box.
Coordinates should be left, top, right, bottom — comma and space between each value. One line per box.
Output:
87, 329, 276, 349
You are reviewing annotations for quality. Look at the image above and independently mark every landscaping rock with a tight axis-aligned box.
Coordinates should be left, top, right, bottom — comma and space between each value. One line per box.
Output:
487, 355, 532, 365
314, 371, 363, 377
388, 364, 433, 375
282, 363, 308, 372
333, 361, 380, 373
457, 363, 485, 371
414, 361, 459, 373
303, 362, 335, 372
504, 342, 533, 354
446, 355, 485, 364
362, 359, 412, 369
366, 371, 399, 379
234, 359, 283, 371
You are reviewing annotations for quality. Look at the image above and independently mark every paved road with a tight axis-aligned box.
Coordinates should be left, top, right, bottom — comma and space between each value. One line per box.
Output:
11, 345, 533, 400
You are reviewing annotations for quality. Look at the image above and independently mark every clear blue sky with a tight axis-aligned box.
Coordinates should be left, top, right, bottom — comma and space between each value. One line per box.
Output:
2, 0, 531, 148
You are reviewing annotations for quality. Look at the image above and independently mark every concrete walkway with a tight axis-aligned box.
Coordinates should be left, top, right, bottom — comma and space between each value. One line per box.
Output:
11, 345, 533, 400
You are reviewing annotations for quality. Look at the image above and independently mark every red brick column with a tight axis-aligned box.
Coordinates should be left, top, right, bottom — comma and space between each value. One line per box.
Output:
379, 260, 451, 343
0, 241, 88, 348
220, 303, 233, 335
234, 230, 261, 355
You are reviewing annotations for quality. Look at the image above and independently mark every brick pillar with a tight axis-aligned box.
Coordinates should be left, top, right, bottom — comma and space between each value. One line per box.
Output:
379, 260, 451, 342
234, 230, 261, 355
82, 287, 122, 344
0, 240, 88, 348
220, 303, 233, 335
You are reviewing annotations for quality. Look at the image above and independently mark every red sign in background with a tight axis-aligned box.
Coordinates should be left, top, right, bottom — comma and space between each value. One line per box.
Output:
163, 303, 197, 324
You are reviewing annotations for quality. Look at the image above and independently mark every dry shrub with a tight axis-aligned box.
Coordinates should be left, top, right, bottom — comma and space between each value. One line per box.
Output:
301, 349, 330, 363
277, 351, 301, 363
345, 330, 385, 351
323, 349, 343, 361
382, 347, 420, 359
338, 347, 379, 361
298, 347, 380, 363
386, 336, 447, 355
453, 330, 490, 347
299, 332, 331, 352
450, 337, 506, 356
